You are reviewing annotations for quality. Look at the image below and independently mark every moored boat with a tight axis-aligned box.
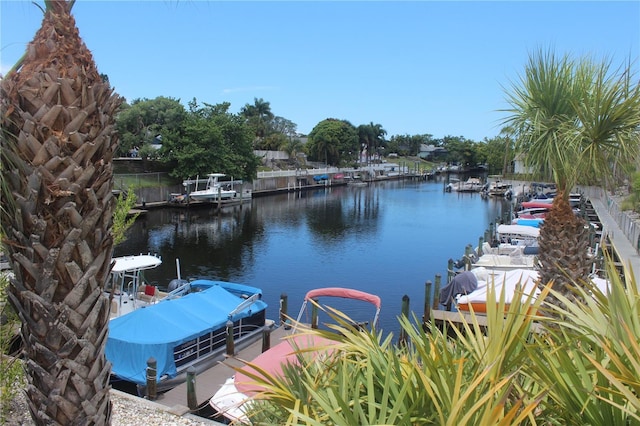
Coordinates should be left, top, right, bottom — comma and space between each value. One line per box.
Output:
453, 177, 484, 192
455, 268, 540, 313
209, 287, 382, 423
453, 267, 609, 314
106, 279, 270, 394
186, 173, 237, 201
485, 181, 513, 198
107, 254, 192, 318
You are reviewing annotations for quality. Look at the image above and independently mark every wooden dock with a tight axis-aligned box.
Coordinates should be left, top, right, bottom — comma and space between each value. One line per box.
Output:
154, 325, 290, 414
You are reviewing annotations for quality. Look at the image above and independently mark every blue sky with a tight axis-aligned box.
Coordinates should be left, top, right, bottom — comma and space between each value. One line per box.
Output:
1, 1, 638, 141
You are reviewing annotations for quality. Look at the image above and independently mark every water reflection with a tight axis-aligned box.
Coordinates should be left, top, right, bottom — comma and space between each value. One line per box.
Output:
115, 179, 511, 335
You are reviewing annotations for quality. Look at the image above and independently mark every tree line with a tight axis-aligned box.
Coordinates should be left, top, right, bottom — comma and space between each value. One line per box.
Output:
116, 96, 517, 179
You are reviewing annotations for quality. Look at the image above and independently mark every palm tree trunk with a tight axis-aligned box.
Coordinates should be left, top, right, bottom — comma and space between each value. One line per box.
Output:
537, 191, 592, 310
0, 1, 121, 424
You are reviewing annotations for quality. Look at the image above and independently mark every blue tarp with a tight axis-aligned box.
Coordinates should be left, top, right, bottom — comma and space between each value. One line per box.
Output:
106, 280, 266, 385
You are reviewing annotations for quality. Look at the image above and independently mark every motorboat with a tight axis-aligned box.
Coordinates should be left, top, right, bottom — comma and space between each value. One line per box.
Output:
485, 181, 513, 198
453, 267, 609, 314
494, 224, 539, 247
471, 249, 537, 270
451, 177, 484, 192
106, 279, 270, 393
107, 254, 191, 319
209, 287, 382, 423
187, 173, 237, 201
455, 268, 541, 313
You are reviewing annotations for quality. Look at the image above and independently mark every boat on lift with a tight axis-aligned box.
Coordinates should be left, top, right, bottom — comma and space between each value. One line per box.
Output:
187, 173, 237, 201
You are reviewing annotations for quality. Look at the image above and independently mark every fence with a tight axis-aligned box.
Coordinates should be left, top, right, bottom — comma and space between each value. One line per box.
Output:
581, 185, 640, 254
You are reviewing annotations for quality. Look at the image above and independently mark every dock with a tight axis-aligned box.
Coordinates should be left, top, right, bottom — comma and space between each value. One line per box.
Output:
589, 196, 640, 277
154, 325, 290, 415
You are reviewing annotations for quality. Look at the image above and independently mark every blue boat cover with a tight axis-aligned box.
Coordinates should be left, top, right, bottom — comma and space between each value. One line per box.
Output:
106, 280, 266, 385
514, 218, 543, 228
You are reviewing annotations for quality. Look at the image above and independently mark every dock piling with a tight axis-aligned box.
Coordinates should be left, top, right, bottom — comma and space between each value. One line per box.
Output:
398, 295, 410, 346
146, 357, 157, 401
423, 280, 432, 324
433, 274, 442, 310
186, 366, 197, 410
262, 327, 272, 352
311, 302, 318, 329
447, 259, 455, 283
279, 293, 288, 328
225, 320, 235, 356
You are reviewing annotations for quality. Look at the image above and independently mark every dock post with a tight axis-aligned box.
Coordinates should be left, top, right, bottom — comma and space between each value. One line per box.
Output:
311, 303, 318, 329
477, 236, 484, 256
447, 259, 455, 283
398, 295, 410, 346
464, 244, 473, 270
433, 274, 442, 310
186, 366, 197, 410
423, 280, 432, 325
226, 320, 235, 356
279, 293, 288, 328
146, 357, 157, 401
262, 327, 272, 352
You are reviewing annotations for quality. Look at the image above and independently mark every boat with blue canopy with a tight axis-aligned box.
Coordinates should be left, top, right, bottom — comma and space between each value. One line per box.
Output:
106, 279, 270, 393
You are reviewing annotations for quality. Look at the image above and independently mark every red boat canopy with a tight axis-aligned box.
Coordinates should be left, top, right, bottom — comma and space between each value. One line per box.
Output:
304, 287, 382, 309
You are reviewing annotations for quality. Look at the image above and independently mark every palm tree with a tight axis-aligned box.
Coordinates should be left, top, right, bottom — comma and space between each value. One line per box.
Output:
357, 124, 373, 165
369, 122, 387, 161
280, 138, 303, 167
0, 1, 121, 424
241, 97, 274, 142
502, 49, 640, 304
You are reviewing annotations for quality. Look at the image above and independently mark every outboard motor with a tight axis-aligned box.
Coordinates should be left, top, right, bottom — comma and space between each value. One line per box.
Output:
168, 278, 189, 292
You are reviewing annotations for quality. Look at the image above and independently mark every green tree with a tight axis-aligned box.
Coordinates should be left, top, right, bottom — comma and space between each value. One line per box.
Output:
280, 137, 304, 167
115, 96, 187, 158
442, 135, 479, 168
241, 97, 275, 145
387, 134, 432, 157
479, 136, 513, 174
0, 1, 120, 423
357, 122, 387, 164
308, 119, 358, 167
502, 48, 640, 301
162, 100, 259, 181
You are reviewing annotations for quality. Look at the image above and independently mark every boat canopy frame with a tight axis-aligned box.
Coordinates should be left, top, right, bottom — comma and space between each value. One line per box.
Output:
293, 287, 381, 331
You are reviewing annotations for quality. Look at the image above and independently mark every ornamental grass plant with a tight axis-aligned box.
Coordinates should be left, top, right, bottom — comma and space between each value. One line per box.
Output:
236, 256, 639, 425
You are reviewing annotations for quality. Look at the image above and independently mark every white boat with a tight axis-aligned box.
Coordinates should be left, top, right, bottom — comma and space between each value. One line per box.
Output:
209, 287, 382, 423
187, 173, 237, 201
452, 177, 483, 192
485, 181, 513, 197
455, 268, 541, 313
453, 267, 610, 314
495, 224, 539, 246
472, 248, 537, 270
107, 254, 191, 318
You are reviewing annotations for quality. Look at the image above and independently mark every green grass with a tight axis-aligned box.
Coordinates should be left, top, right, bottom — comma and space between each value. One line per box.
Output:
113, 173, 180, 189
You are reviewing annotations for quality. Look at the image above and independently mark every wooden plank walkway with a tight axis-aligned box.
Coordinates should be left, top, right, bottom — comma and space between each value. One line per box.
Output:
155, 325, 289, 413
589, 196, 640, 279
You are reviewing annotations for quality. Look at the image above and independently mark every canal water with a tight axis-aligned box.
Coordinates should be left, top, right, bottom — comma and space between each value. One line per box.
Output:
114, 178, 512, 336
